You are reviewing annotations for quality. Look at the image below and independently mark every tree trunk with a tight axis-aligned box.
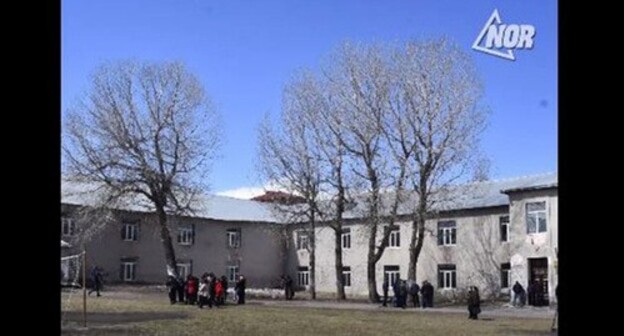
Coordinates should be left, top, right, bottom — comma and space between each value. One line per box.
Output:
408, 200, 427, 284
156, 206, 179, 278
309, 211, 316, 300
367, 247, 379, 303
334, 227, 346, 300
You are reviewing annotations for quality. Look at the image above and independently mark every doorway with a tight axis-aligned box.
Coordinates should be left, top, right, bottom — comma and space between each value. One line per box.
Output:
528, 257, 549, 306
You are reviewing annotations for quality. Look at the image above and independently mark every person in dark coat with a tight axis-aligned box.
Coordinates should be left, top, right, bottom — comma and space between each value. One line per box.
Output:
392, 279, 400, 307
409, 281, 420, 308
382, 279, 389, 307
208, 275, 216, 308
283, 275, 294, 300
398, 280, 408, 309
512, 281, 524, 307
177, 276, 185, 304
166, 275, 178, 304
421, 280, 434, 308
467, 286, 481, 320
88, 266, 103, 297
221, 275, 229, 304
235, 275, 246, 304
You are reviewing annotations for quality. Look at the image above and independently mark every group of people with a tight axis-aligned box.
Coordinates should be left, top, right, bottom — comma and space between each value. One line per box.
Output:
166, 273, 246, 309
381, 279, 435, 309
512, 280, 547, 307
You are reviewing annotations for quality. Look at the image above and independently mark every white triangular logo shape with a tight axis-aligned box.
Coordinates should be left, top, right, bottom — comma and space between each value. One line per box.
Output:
472, 9, 516, 61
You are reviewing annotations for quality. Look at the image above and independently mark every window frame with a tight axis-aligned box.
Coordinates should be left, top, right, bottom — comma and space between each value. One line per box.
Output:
438, 221, 457, 246
122, 223, 138, 241
176, 262, 192, 279
499, 215, 510, 242
526, 201, 547, 234
438, 264, 457, 289
227, 228, 241, 248
121, 261, 136, 282
501, 262, 511, 289
385, 226, 401, 248
342, 266, 351, 287
383, 265, 400, 286
61, 217, 76, 237
296, 230, 309, 251
341, 228, 351, 249
297, 266, 310, 287
227, 265, 240, 283
177, 226, 194, 246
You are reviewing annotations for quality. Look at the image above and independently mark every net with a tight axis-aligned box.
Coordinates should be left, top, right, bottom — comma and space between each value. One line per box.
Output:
61, 253, 83, 288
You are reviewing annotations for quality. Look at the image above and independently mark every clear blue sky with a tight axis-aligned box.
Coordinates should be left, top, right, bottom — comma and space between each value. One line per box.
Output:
62, 0, 557, 198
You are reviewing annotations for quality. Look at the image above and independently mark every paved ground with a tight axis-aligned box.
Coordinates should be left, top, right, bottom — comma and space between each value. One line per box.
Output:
256, 299, 556, 319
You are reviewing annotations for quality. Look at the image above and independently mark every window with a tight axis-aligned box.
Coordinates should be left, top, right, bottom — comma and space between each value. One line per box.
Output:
177, 262, 192, 279
385, 226, 400, 248
120, 261, 136, 281
438, 264, 456, 289
177, 225, 194, 245
121, 223, 138, 241
342, 266, 351, 287
296, 231, 309, 250
384, 265, 400, 286
227, 228, 241, 248
500, 216, 510, 242
297, 266, 310, 286
62, 217, 76, 236
227, 265, 240, 283
341, 228, 351, 249
437, 221, 457, 246
501, 263, 511, 289
526, 202, 547, 233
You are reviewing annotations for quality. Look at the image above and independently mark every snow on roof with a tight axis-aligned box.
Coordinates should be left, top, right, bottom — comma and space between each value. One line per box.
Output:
61, 172, 557, 224
61, 179, 279, 223
341, 172, 558, 219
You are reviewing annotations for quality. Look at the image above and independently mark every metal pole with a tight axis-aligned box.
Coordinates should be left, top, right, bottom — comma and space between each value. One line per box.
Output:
82, 245, 87, 328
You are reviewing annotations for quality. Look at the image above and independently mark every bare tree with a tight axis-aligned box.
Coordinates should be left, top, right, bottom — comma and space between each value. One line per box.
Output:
389, 39, 488, 283
63, 60, 221, 278
322, 42, 412, 303
257, 72, 326, 299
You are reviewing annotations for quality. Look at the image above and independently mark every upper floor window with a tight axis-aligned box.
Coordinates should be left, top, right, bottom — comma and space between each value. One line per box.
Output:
177, 225, 195, 245
227, 228, 241, 248
121, 223, 138, 241
62, 217, 76, 236
500, 216, 510, 242
437, 221, 457, 246
341, 228, 351, 249
526, 202, 547, 233
296, 231, 309, 251
385, 225, 400, 248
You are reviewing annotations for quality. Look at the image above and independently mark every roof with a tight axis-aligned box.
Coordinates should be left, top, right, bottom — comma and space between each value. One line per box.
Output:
61, 179, 279, 223
340, 172, 558, 219
61, 172, 557, 224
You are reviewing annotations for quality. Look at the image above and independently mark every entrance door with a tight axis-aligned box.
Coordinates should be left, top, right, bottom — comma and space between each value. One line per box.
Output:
528, 258, 549, 306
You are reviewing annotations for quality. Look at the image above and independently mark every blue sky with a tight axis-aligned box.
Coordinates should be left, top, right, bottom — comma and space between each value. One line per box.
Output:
62, 0, 557, 199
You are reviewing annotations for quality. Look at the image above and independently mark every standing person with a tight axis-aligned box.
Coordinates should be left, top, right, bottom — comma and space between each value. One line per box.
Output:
208, 274, 216, 308
392, 279, 400, 307
285, 275, 294, 300
88, 266, 103, 297
166, 275, 178, 304
176, 276, 185, 304
221, 275, 229, 304
186, 275, 198, 305
512, 281, 524, 307
398, 280, 408, 309
382, 279, 389, 307
235, 275, 246, 304
467, 286, 481, 320
421, 281, 434, 308
215, 278, 224, 306
197, 278, 209, 309
409, 281, 420, 308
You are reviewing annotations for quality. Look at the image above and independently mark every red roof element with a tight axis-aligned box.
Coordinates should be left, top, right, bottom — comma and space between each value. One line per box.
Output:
251, 191, 306, 205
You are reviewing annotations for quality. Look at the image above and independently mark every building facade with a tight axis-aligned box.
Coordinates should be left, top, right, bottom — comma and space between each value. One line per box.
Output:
61, 173, 557, 304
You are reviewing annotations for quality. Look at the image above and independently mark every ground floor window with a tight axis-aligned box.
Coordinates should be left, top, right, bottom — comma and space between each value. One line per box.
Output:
438, 264, 456, 289
176, 262, 192, 279
298, 266, 310, 287
342, 266, 351, 287
501, 263, 511, 289
120, 260, 136, 282
227, 265, 240, 283
384, 265, 400, 286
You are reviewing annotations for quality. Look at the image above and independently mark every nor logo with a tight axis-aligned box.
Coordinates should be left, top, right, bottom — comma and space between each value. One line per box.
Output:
472, 9, 535, 61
